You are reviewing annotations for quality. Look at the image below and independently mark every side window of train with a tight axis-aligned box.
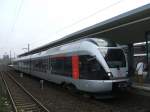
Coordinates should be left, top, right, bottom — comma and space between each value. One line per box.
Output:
30, 58, 48, 73
87, 57, 108, 80
63, 57, 72, 77
41, 58, 48, 72
32, 59, 42, 72
79, 55, 107, 80
51, 57, 64, 74
51, 57, 72, 77
79, 55, 89, 78
79, 55, 98, 78
33, 59, 39, 71
48, 57, 51, 71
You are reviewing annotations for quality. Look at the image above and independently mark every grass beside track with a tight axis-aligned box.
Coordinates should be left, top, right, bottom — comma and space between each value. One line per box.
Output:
0, 97, 10, 112
0, 79, 13, 112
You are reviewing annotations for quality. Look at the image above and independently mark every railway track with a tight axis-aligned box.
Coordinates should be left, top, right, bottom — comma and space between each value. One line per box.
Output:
3, 68, 150, 112
1, 71, 50, 112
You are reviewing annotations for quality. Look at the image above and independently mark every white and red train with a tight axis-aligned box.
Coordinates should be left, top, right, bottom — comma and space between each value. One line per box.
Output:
12, 38, 130, 96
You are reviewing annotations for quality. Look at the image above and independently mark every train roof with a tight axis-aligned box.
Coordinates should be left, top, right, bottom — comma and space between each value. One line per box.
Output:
16, 38, 121, 60
19, 4, 150, 57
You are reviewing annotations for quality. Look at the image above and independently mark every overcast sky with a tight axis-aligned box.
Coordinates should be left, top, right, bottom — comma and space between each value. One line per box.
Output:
0, 0, 150, 58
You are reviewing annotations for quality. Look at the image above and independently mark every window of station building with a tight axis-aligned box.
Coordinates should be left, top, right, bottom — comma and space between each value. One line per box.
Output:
79, 55, 109, 80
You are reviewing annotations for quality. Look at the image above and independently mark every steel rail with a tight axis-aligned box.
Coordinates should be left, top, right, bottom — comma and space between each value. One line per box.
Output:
1, 72, 18, 112
4, 71, 50, 112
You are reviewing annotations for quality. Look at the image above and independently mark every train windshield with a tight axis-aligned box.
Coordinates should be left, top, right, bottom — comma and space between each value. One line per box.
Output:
100, 48, 126, 68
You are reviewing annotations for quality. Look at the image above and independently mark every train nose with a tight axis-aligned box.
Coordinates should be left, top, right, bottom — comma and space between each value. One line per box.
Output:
112, 81, 129, 92
110, 68, 127, 78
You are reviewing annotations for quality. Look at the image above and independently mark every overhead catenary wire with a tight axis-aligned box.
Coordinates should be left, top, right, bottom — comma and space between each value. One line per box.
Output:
55, 0, 124, 34
11, 0, 24, 32
27, 0, 124, 49
2, 0, 24, 57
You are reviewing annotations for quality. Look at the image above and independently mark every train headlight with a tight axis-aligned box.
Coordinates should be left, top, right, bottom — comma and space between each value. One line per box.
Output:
108, 72, 113, 78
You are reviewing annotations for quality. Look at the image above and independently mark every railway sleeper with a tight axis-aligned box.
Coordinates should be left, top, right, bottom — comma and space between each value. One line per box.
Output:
25, 109, 42, 112
18, 106, 41, 112
24, 106, 41, 110
16, 103, 37, 107
15, 100, 34, 104
17, 104, 37, 108
18, 107, 41, 112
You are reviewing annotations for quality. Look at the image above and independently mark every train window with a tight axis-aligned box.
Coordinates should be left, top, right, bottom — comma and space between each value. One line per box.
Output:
51, 57, 72, 77
88, 58, 109, 80
51, 57, 64, 74
64, 57, 72, 76
21, 60, 30, 71
34, 59, 40, 71
13, 62, 18, 66
48, 57, 51, 70
101, 49, 126, 68
31, 58, 48, 73
41, 58, 48, 72
31, 60, 35, 71
79, 55, 89, 77
79, 55, 109, 80
50, 55, 108, 79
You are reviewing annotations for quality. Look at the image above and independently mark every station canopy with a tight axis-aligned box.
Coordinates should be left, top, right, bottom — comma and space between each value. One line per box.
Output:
19, 4, 150, 57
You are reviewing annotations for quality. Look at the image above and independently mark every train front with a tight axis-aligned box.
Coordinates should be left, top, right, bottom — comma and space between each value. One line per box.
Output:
77, 38, 130, 97
99, 47, 130, 91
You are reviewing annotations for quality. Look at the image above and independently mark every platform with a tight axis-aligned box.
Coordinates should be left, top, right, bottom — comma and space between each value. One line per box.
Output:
132, 82, 150, 97
132, 83, 150, 91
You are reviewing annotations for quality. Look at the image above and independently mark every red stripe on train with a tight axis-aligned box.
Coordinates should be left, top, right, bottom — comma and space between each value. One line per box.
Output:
72, 55, 79, 80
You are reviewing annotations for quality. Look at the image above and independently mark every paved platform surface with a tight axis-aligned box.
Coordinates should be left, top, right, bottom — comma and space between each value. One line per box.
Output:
132, 82, 150, 97
132, 83, 150, 91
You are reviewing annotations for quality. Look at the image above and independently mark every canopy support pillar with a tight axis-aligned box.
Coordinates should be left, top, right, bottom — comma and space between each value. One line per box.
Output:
128, 43, 134, 77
